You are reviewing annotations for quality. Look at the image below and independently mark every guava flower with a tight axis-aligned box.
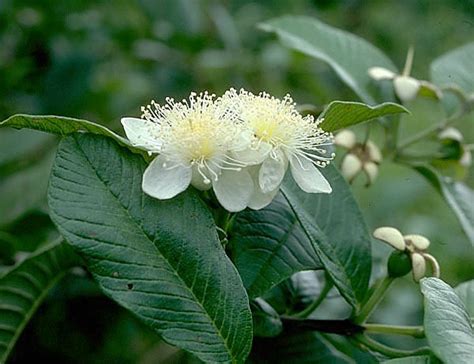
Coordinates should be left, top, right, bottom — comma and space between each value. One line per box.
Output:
373, 226, 440, 282
222, 89, 334, 209
438, 127, 472, 167
368, 47, 440, 102
334, 130, 382, 185
121, 92, 253, 212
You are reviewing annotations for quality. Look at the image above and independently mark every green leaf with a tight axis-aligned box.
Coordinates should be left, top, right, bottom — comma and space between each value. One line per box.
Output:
455, 280, 474, 317
259, 15, 396, 103
231, 195, 322, 298
431, 42, 474, 113
413, 165, 474, 246
420, 277, 474, 364
382, 356, 432, 364
47, 134, 253, 363
251, 298, 282, 338
0, 240, 78, 363
0, 114, 131, 149
250, 331, 350, 363
280, 165, 371, 310
320, 101, 408, 132
0, 153, 53, 227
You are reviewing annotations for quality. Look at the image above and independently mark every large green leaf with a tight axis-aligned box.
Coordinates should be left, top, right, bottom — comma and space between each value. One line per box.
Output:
47, 134, 252, 363
280, 166, 372, 311
259, 15, 396, 103
431, 42, 474, 114
0, 114, 131, 148
232, 165, 371, 309
0, 240, 78, 363
455, 280, 474, 317
0, 153, 53, 227
413, 165, 474, 246
420, 277, 474, 364
231, 194, 323, 298
250, 331, 350, 363
321, 101, 408, 132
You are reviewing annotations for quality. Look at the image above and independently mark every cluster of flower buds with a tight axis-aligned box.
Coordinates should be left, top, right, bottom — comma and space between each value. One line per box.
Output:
121, 89, 335, 212
334, 130, 382, 185
368, 47, 441, 103
373, 226, 440, 282
438, 127, 472, 168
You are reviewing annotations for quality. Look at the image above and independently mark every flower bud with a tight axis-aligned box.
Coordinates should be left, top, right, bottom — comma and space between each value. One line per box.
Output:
366, 141, 382, 163
334, 130, 356, 149
404, 234, 430, 250
387, 250, 412, 278
393, 76, 421, 102
341, 153, 362, 181
411, 253, 426, 282
373, 227, 406, 251
363, 162, 378, 185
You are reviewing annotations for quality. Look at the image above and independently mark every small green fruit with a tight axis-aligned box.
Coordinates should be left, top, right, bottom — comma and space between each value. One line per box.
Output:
387, 250, 412, 278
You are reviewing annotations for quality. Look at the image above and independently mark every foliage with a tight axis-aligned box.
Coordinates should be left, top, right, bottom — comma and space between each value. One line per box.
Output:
1, 1, 473, 363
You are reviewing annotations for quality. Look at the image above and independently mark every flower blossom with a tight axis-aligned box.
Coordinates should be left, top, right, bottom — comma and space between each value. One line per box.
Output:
334, 130, 382, 185
222, 89, 334, 209
368, 47, 440, 102
373, 226, 440, 282
121, 92, 253, 212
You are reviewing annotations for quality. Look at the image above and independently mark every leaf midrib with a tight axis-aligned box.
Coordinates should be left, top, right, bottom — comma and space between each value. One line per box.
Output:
69, 137, 235, 361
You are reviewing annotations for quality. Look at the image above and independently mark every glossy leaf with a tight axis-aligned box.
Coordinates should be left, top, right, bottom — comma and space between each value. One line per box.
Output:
431, 42, 474, 114
251, 298, 282, 338
320, 101, 408, 132
260, 15, 396, 103
0, 240, 78, 363
47, 134, 252, 363
420, 277, 474, 364
455, 280, 474, 317
280, 166, 371, 311
413, 165, 474, 246
0, 114, 131, 148
231, 195, 322, 298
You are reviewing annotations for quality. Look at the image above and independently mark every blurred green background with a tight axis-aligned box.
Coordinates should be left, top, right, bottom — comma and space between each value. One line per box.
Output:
1, 0, 473, 363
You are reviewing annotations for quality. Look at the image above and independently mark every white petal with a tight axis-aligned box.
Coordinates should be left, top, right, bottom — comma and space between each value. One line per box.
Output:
259, 151, 287, 193
121, 117, 162, 152
232, 141, 272, 165
290, 156, 332, 193
460, 150, 472, 167
334, 130, 357, 149
341, 154, 362, 181
190, 165, 212, 191
213, 169, 253, 212
366, 141, 382, 163
393, 76, 421, 102
248, 185, 279, 210
363, 162, 378, 185
373, 227, 406, 251
404, 234, 430, 250
438, 127, 463, 142
142, 155, 191, 199
418, 81, 442, 100
368, 67, 396, 80
411, 253, 426, 282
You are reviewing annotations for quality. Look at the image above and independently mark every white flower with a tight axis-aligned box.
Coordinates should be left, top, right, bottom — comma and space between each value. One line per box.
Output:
373, 226, 440, 282
121, 92, 253, 212
368, 47, 441, 102
222, 89, 334, 209
334, 130, 382, 185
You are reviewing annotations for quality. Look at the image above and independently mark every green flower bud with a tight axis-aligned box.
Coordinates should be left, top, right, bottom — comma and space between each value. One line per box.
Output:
387, 250, 412, 278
